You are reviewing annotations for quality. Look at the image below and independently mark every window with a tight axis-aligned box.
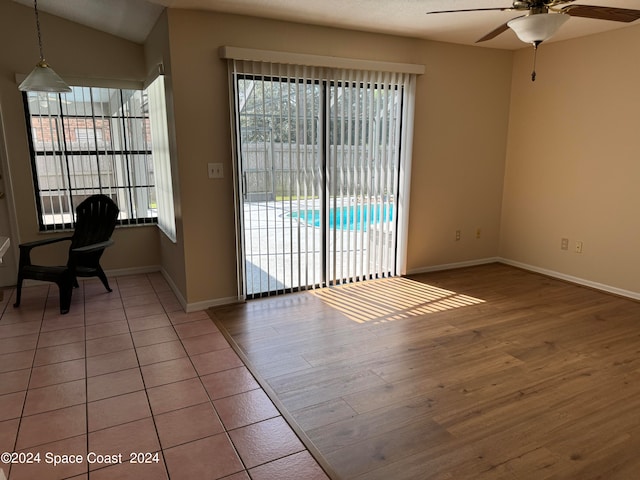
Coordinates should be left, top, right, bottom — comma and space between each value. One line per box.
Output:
75, 127, 103, 147
24, 87, 156, 230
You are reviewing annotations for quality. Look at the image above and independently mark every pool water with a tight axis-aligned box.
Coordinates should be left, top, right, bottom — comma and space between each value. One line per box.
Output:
290, 204, 393, 231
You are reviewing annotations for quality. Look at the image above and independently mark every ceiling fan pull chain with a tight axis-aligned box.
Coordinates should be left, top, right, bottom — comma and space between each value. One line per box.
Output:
531, 40, 541, 82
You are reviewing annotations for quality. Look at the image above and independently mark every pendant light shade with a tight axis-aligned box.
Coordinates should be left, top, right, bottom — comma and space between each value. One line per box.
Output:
19, 60, 71, 93
508, 13, 569, 44
18, 0, 71, 93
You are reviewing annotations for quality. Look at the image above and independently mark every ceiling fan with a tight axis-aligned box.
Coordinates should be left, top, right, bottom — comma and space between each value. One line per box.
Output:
427, 1, 640, 80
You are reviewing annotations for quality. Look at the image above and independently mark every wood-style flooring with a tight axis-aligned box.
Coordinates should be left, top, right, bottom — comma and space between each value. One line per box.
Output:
210, 263, 640, 479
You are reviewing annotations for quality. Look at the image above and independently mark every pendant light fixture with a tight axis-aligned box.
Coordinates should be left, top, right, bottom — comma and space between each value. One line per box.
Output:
18, 0, 71, 93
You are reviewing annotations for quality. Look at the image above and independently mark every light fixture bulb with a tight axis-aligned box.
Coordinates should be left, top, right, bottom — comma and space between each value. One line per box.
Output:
508, 13, 569, 44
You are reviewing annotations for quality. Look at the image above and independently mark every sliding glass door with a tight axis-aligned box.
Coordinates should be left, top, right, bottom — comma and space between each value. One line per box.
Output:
236, 75, 324, 296
231, 63, 412, 298
326, 77, 402, 286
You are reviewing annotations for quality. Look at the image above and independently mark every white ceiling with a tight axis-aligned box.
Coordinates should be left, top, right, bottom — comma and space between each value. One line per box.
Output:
12, 0, 640, 49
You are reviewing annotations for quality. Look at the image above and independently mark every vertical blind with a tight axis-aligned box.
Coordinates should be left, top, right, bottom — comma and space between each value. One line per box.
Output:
227, 55, 418, 298
146, 75, 176, 242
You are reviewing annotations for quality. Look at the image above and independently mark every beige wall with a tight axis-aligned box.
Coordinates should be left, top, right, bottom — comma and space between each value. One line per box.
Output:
0, 1, 160, 280
4, 3, 637, 304
501, 24, 640, 293
407, 41, 512, 270
161, 10, 513, 304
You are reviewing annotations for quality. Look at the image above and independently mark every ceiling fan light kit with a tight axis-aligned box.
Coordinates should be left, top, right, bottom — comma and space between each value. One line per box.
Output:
426, 1, 640, 82
508, 12, 570, 82
507, 13, 569, 44
19, 0, 71, 93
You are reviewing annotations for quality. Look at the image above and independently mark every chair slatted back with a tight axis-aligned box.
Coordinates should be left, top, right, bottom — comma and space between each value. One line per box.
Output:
69, 195, 119, 253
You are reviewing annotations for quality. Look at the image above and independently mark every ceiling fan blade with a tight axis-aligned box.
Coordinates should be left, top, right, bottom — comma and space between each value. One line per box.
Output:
562, 5, 640, 22
427, 7, 514, 15
476, 20, 514, 42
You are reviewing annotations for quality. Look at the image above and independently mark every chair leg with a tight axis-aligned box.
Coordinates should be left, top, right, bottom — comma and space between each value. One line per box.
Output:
96, 267, 113, 292
58, 278, 74, 315
13, 274, 23, 308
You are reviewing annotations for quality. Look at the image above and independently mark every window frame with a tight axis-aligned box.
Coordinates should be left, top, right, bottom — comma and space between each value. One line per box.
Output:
22, 87, 158, 231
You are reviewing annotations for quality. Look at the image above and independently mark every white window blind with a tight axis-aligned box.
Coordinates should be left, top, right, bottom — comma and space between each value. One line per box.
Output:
227, 55, 418, 298
146, 75, 176, 242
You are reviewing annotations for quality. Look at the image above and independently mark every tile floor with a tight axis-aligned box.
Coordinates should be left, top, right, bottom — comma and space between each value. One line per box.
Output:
0, 273, 330, 480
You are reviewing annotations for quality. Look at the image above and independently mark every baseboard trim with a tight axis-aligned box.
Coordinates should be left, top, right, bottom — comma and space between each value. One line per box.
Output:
407, 256, 640, 302
185, 296, 241, 313
105, 265, 161, 277
35, 256, 639, 314
158, 268, 187, 311
157, 268, 241, 313
498, 258, 640, 302
406, 257, 501, 275
16, 265, 242, 313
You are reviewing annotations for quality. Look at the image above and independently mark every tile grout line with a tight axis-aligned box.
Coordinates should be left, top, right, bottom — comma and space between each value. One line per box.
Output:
148, 276, 252, 479
0, 286, 18, 480
113, 272, 270, 479
208, 308, 340, 480
116, 274, 172, 480
2, 276, 329, 480
9, 284, 50, 480
82, 280, 90, 479
139, 275, 312, 476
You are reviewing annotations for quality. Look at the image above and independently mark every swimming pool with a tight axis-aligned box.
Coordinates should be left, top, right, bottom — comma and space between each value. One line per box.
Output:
290, 203, 393, 231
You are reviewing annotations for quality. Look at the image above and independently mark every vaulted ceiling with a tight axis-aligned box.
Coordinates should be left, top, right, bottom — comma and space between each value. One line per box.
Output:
12, 0, 640, 49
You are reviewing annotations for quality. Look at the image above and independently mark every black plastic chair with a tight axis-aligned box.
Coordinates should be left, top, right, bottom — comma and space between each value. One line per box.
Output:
14, 194, 119, 314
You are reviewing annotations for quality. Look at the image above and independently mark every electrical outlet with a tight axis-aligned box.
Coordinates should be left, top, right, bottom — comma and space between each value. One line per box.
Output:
561, 238, 569, 250
575, 241, 583, 254
455, 230, 461, 241
208, 163, 223, 179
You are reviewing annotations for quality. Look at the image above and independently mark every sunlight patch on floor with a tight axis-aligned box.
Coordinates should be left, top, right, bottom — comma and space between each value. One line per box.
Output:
311, 276, 485, 324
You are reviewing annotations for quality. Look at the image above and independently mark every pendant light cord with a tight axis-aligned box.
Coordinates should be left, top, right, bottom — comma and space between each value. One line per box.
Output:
34, 0, 45, 61
18, 0, 72, 92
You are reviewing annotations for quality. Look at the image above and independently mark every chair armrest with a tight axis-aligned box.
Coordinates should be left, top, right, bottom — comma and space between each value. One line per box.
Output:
18, 236, 73, 251
71, 239, 114, 254
17, 236, 73, 267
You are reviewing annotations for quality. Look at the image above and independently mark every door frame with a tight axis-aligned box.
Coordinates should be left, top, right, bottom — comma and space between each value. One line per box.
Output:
232, 73, 412, 299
